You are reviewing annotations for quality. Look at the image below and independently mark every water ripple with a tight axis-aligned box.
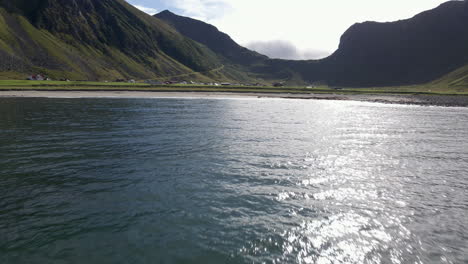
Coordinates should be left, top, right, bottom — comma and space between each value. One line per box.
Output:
1, 98, 467, 263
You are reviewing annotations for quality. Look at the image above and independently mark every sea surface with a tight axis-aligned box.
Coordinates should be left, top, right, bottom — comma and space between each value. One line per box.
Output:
0, 97, 467, 264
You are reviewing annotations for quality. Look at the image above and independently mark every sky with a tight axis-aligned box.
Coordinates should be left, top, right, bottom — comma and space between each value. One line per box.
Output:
127, 0, 451, 60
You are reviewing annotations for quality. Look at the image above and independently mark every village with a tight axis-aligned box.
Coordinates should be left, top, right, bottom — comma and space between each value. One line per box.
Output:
143, 80, 282, 87
25, 74, 292, 88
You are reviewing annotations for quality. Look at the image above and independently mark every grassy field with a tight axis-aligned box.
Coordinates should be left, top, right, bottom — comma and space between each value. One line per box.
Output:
0, 80, 150, 87
339, 85, 468, 96
0, 80, 468, 96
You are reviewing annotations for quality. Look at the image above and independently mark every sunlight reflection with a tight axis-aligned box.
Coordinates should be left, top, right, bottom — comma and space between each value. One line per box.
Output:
242, 211, 419, 264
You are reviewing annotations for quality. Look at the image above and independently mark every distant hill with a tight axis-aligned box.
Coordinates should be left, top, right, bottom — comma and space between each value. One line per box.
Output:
156, 10, 298, 83
155, 10, 320, 84
156, 10, 267, 65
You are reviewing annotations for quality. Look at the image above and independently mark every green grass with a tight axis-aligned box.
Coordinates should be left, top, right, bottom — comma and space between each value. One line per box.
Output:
430, 64, 468, 88
0, 80, 150, 87
348, 84, 468, 96
0, 80, 467, 96
1, 74, 468, 97
0, 86, 331, 94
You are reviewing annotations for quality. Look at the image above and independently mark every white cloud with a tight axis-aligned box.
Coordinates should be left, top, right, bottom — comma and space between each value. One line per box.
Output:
133, 5, 158, 15
163, 0, 231, 20
247, 40, 328, 60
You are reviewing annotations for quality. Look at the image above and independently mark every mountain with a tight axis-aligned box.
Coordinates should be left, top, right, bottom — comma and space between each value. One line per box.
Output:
0, 0, 467, 87
321, 0, 468, 87
155, 10, 317, 84
156, 10, 267, 66
156, 10, 297, 83
157, 1, 468, 87
0, 0, 225, 81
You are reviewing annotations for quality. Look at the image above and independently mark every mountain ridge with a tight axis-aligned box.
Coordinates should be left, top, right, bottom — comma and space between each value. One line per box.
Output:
156, 10, 267, 66
322, 0, 468, 86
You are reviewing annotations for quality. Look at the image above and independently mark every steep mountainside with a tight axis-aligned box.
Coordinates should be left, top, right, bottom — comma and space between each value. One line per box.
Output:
321, 0, 468, 86
155, 10, 314, 84
156, 10, 267, 65
0, 0, 223, 80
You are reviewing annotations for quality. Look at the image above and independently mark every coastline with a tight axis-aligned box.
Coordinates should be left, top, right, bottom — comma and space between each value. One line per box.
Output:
1, 90, 468, 107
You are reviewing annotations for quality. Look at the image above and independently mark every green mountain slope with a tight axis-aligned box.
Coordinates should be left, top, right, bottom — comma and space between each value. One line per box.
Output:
431, 63, 468, 88
155, 10, 313, 85
0, 0, 224, 80
156, 10, 267, 65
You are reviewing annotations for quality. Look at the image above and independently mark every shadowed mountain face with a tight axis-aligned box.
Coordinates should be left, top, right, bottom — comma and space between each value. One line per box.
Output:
322, 0, 468, 86
0, 0, 46, 21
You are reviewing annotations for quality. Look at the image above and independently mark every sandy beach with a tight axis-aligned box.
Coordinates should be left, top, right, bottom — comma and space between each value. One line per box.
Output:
1, 90, 468, 107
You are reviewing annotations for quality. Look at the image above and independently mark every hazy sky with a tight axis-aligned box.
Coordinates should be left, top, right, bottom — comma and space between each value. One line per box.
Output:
128, 0, 451, 59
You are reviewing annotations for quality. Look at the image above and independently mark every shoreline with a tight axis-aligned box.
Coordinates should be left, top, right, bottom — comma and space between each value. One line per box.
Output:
1, 90, 468, 107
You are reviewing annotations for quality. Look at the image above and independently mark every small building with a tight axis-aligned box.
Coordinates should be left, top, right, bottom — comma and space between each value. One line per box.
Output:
27, 74, 46, 81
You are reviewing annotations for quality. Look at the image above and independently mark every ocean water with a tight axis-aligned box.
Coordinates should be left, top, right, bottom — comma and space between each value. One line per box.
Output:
0, 97, 467, 264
